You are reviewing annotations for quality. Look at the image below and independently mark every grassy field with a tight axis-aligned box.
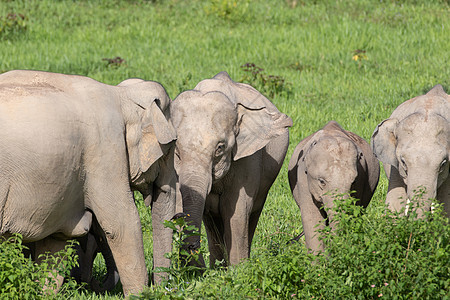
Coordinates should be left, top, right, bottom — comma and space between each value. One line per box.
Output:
0, 0, 449, 298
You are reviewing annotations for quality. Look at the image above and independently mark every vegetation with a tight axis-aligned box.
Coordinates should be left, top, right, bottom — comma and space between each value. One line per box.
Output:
0, 0, 449, 298
0, 234, 79, 299
140, 192, 449, 299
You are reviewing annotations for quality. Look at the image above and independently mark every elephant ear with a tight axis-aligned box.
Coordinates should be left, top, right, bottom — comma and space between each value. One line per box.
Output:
370, 118, 399, 168
138, 101, 176, 171
121, 81, 176, 180
196, 71, 292, 160
232, 92, 292, 161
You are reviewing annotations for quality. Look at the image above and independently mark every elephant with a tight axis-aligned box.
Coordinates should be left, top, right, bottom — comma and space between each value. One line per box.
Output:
371, 84, 450, 218
70, 216, 119, 292
0, 70, 177, 296
170, 71, 292, 267
288, 121, 380, 253
69, 77, 177, 292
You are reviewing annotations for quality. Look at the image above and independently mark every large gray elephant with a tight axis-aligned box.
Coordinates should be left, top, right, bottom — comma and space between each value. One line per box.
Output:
171, 71, 292, 267
371, 84, 449, 218
69, 77, 177, 292
0, 70, 177, 295
288, 121, 380, 252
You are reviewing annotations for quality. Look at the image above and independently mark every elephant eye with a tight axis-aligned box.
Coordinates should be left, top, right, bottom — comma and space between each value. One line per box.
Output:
400, 157, 406, 166
215, 143, 225, 157
318, 178, 326, 187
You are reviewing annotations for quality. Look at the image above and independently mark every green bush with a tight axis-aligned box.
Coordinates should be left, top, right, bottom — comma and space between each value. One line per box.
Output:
137, 193, 449, 299
0, 234, 80, 299
240, 63, 292, 99
0, 12, 27, 40
204, 0, 249, 22
310, 193, 450, 299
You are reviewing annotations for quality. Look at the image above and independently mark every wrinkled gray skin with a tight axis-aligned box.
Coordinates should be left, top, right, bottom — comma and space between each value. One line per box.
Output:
288, 121, 380, 253
171, 72, 292, 267
0, 70, 177, 296
70, 78, 177, 292
371, 84, 450, 218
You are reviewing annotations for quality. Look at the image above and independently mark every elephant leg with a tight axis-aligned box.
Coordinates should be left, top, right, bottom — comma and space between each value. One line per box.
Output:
203, 204, 225, 267
88, 186, 148, 296
250, 133, 289, 249
248, 184, 271, 253
71, 232, 97, 285
151, 150, 176, 285
150, 189, 175, 285
248, 209, 263, 252
71, 216, 119, 293
220, 186, 251, 266
221, 159, 259, 265
222, 200, 250, 266
385, 165, 408, 214
34, 236, 68, 294
90, 217, 119, 293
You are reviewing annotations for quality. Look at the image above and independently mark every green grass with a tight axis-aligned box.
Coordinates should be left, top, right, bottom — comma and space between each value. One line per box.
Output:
0, 0, 449, 298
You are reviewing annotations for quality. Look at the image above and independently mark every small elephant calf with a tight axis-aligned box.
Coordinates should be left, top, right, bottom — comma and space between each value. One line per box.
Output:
288, 121, 380, 252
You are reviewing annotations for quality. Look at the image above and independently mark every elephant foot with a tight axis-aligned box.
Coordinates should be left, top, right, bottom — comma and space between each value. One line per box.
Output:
90, 269, 120, 293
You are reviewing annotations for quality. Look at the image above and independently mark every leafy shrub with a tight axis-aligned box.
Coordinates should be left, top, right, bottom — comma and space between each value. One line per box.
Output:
303, 192, 450, 299
137, 192, 449, 299
240, 63, 292, 99
204, 0, 249, 22
0, 234, 80, 299
0, 13, 27, 40
144, 213, 205, 299
102, 56, 127, 68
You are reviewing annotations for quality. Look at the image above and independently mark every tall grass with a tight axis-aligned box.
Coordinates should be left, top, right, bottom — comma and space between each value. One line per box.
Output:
0, 0, 449, 298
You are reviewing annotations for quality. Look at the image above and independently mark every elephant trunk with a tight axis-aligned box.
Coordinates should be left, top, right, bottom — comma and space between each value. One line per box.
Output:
322, 183, 355, 231
178, 166, 211, 266
406, 168, 437, 218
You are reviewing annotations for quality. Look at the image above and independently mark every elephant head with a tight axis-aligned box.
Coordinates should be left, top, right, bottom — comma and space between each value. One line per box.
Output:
304, 137, 360, 218
302, 122, 374, 223
171, 71, 292, 254
289, 121, 379, 252
371, 85, 450, 217
118, 78, 176, 198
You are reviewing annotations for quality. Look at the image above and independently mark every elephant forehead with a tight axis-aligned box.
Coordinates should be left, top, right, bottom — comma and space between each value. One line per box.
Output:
306, 139, 358, 174
311, 137, 358, 160
177, 107, 236, 132
173, 93, 237, 129
397, 140, 447, 163
397, 113, 449, 140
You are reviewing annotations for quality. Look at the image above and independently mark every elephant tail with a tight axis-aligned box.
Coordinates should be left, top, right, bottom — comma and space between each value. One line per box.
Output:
288, 231, 305, 244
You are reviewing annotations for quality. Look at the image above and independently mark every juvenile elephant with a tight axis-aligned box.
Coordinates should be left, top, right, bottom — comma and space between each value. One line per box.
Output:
288, 121, 380, 253
0, 70, 177, 295
171, 71, 292, 267
371, 84, 449, 218
70, 217, 119, 292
